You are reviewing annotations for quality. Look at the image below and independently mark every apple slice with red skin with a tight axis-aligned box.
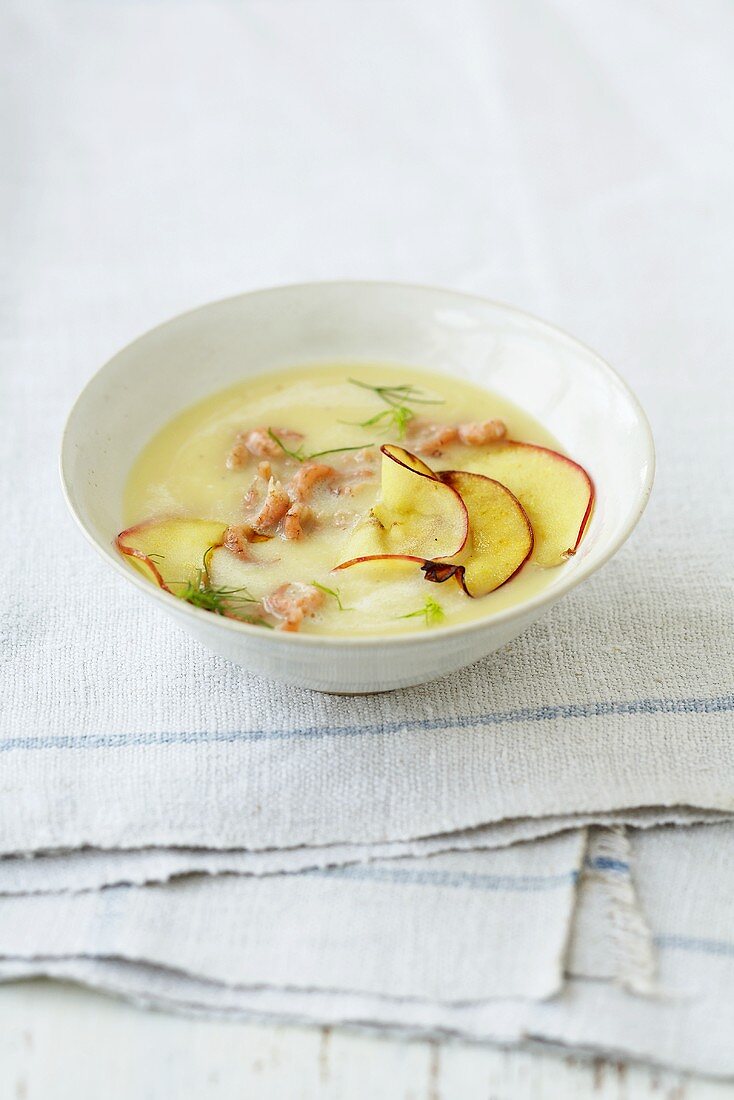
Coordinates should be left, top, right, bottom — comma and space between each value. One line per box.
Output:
116, 518, 228, 592
337, 473, 533, 597
374, 445, 468, 558
334, 553, 432, 574
465, 442, 593, 567
334, 552, 466, 587
343, 444, 468, 563
379, 444, 436, 479
437, 470, 533, 596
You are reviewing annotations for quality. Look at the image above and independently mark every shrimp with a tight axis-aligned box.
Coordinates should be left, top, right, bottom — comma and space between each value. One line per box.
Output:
242, 460, 275, 508
281, 503, 313, 541
226, 426, 304, 467
225, 439, 250, 471
457, 419, 507, 445
288, 463, 335, 503
404, 418, 507, 454
250, 478, 291, 536
263, 582, 324, 632
246, 426, 303, 458
223, 524, 254, 558
242, 476, 263, 509
406, 422, 459, 456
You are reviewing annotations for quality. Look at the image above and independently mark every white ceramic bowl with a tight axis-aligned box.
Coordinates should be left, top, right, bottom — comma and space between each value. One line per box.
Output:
61, 282, 654, 693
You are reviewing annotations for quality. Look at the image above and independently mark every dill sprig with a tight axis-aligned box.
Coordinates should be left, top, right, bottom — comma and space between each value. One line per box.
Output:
173, 550, 272, 626
310, 580, 352, 611
347, 379, 444, 439
399, 596, 445, 627
349, 380, 444, 406
176, 572, 255, 614
349, 405, 414, 437
267, 428, 371, 463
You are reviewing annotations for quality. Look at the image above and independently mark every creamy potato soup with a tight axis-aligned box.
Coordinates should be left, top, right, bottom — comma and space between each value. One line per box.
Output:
120, 364, 593, 635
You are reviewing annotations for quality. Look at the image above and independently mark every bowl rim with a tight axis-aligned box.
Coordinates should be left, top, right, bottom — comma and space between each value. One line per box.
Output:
59, 279, 656, 649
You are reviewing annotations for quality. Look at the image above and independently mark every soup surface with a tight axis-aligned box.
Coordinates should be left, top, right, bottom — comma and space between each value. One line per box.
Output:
121, 363, 592, 635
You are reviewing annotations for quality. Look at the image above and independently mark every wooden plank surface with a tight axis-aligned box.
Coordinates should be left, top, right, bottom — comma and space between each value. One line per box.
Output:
0, 981, 728, 1099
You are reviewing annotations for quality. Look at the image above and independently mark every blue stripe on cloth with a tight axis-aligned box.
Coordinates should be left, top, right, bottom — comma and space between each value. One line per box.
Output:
2, 693, 732, 752
303, 865, 578, 891
585, 856, 631, 873
655, 934, 734, 958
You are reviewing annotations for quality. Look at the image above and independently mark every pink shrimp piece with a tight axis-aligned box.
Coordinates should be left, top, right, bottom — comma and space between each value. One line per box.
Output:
457, 419, 507, 446
226, 439, 251, 471
243, 460, 276, 509
250, 478, 291, 536
406, 422, 459, 456
246, 426, 303, 458
226, 426, 304, 467
282, 509, 303, 541
242, 477, 263, 509
288, 463, 336, 503
223, 524, 254, 559
263, 582, 324, 632
281, 503, 313, 541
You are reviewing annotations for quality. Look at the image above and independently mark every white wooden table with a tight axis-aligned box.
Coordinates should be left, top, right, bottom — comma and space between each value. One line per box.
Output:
0, 982, 727, 1099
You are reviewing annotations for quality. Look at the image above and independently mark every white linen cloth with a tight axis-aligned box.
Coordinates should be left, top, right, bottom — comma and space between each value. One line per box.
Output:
0, 808, 727, 894
4, 826, 734, 1077
0, 834, 586, 1004
2, 0, 733, 1078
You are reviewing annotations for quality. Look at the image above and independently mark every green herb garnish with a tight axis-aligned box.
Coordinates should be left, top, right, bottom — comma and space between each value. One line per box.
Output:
267, 429, 371, 463
308, 445, 374, 460
348, 380, 444, 406
349, 405, 414, 438
176, 571, 270, 623
346, 380, 444, 439
399, 596, 445, 627
310, 580, 352, 611
173, 550, 272, 627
